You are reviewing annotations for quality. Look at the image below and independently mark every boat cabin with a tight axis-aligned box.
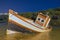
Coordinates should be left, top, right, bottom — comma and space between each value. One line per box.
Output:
35, 13, 50, 27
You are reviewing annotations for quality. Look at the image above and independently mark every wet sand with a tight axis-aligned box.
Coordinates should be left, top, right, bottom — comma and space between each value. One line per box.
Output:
0, 22, 60, 40
6, 32, 51, 40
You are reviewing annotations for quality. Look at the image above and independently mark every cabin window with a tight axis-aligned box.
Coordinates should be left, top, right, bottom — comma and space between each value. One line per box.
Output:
41, 20, 44, 22
38, 18, 40, 20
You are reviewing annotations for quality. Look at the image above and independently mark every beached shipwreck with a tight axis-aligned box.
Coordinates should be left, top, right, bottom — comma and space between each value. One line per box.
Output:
7, 9, 51, 34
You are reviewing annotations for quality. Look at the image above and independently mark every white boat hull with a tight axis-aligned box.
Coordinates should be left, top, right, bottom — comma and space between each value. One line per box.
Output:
8, 9, 52, 33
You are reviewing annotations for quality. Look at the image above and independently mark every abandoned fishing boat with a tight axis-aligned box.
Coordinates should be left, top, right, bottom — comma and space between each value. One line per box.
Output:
7, 9, 51, 33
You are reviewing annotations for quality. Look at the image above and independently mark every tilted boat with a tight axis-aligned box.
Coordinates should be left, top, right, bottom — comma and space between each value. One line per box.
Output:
7, 9, 51, 33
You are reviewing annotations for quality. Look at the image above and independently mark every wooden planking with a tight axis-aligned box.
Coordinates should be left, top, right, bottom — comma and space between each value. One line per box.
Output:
43, 17, 50, 27
9, 19, 40, 33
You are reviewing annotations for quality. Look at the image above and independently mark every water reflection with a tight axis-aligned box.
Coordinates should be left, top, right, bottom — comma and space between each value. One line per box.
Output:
0, 35, 6, 40
6, 32, 50, 40
0, 22, 7, 40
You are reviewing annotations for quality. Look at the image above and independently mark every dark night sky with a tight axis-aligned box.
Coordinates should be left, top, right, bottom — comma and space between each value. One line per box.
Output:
0, 0, 60, 13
